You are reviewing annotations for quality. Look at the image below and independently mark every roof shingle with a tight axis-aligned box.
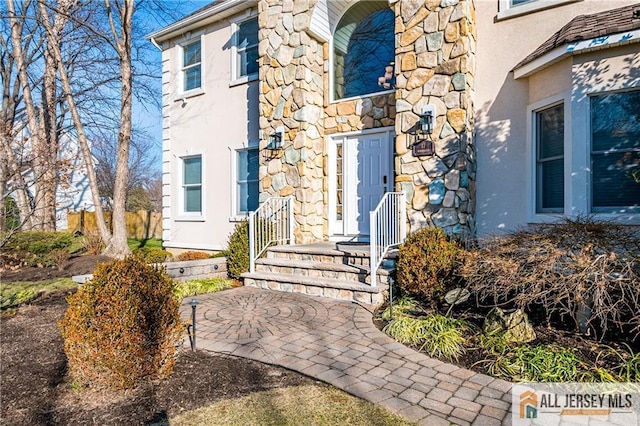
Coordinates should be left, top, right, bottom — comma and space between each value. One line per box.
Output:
516, 3, 640, 69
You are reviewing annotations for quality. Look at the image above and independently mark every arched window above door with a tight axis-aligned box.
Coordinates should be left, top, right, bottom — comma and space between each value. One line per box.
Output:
333, 2, 395, 100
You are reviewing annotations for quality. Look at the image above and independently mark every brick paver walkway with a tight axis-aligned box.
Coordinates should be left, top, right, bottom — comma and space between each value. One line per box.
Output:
181, 287, 513, 425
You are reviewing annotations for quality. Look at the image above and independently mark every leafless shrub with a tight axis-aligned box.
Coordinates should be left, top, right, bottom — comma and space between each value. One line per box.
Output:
461, 217, 640, 341
49, 249, 70, 272
83, 231, 104, 255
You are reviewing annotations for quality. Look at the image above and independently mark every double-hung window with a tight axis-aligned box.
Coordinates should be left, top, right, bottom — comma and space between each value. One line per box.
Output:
236, 148, 259, 215
234, 17, 258, 81
590, 91, 640, 213
182, 156, 202, 214
182, 39, 202, 92
535, 103, 564, 213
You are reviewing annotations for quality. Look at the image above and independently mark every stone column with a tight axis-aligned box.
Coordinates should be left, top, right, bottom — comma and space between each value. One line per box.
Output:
258, 0, 326, 244
392, 0, 477, 239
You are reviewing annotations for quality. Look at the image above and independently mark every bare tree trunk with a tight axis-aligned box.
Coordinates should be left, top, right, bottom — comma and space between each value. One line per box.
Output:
36, 11, 66, 231
36, 0, 112, 243
102, 0, 133, 258
6, 0, 43, 229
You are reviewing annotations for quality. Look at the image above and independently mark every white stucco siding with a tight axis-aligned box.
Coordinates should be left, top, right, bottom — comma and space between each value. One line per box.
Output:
474, 0, 639, 237
162, 15, 259, 252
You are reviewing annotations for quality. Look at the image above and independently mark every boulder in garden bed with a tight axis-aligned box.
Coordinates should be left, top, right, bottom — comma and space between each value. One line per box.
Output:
483, 307, 536, 343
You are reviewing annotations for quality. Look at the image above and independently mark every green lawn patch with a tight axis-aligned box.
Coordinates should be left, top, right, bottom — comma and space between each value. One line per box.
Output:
1, 278, 76, 310
127, 237, 162, 251
170, 384, 415, 426
176, 278, 234, 299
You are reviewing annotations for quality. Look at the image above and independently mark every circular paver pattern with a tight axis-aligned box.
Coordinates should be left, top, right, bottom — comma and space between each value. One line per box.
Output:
181, 287, 513, 426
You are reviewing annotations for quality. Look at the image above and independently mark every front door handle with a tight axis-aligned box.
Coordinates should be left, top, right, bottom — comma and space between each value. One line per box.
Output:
383, 175, 387, 184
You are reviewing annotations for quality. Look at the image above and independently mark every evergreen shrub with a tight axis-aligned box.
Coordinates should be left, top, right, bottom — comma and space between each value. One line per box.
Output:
226, 221, 249, 279
396, 227, 461, 306
59, 256, 183, 390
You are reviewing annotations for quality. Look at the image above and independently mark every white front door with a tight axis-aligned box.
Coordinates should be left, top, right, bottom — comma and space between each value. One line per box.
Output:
329, 129, 393, 239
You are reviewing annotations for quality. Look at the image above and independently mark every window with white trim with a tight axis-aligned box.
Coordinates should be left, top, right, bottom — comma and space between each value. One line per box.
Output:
234, 17, 258, 81
181, 39, 202, 92
590, 91, 640, 213
333, 1, 395, 100
235, 148, 259, 214
497, 0, 579, 20
535, 103, 564, 213
182, 156, 202, 214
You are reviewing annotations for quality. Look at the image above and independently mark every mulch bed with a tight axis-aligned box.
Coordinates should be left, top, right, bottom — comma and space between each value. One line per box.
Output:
0, 292, 318, 426
1, 255, 113, 282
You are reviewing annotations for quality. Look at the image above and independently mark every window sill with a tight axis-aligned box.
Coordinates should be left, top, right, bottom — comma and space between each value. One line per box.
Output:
229, 214, 249, 222
496, 0, 581, 22
175, 88, 205, 102
230, 74, 258, 87
529, 212, 640, 225
175, 215, 205, 222
331, 89, 395, 105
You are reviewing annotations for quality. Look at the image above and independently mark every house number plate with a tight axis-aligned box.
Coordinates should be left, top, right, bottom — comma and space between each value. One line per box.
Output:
412, 139, 434, 157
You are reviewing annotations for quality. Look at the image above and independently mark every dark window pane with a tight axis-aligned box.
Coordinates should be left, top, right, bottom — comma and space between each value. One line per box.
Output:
539, 159, 564, 210
592, 152, 640, 211
183, 41, 201, 67
237, 149, 259, 213
537, 104, 564, 159
536, 104, 564, 213
239, 181, 259, 212
591, 91, 640, 152
591, 91, 640, 212
184, 66, 201, 91
334, 2, 395, 99
184, 157, 202, 185
240, 45, 259, 77
238, 18, 258, 48
185, 187, 202, 212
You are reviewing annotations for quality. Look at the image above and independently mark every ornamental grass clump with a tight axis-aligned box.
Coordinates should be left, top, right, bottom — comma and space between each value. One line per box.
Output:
384, 314, 471, 361
59, 256, 184, 390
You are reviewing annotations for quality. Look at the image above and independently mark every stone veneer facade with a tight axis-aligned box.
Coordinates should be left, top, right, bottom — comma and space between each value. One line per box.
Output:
258, 0, 476, 243
392, 0, 476, 237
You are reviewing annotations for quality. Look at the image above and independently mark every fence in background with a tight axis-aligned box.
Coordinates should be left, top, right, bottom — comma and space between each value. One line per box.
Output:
67, 210, 162, 239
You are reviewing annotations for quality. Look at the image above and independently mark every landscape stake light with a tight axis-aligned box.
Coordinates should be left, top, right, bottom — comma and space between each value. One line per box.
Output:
190, 298, 198, 352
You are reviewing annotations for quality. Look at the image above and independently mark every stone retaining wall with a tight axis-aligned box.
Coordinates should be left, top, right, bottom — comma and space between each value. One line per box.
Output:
162, 258, 228, 282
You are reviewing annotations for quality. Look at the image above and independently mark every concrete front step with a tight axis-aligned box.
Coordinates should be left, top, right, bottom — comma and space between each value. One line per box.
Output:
255, 257, 391, 285
266, 244, 372, 266
242, 271, 388, 306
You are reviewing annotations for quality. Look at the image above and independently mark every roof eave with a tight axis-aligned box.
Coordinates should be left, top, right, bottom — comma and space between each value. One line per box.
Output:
147, 0, 257, 44
514, 28, 640, 79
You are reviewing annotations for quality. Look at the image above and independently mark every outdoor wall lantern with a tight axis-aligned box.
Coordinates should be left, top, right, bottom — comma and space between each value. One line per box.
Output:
411, 105, 435, 157
267, 127, 285, 151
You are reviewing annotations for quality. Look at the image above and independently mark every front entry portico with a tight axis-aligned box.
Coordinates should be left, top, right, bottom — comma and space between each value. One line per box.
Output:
328, 128, 394, 240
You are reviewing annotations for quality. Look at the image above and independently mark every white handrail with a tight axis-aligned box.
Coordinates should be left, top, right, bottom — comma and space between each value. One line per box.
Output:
249, 196, 294, 273
370, 192, 406, 287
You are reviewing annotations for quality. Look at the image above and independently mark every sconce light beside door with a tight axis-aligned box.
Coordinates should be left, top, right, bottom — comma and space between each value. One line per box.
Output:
411, 105, 435, 157
267, 127, 285, 151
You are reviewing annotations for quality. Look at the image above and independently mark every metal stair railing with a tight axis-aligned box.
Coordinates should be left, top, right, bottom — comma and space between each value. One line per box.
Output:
249, 196, 294, 273
369, 192, 406, 287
